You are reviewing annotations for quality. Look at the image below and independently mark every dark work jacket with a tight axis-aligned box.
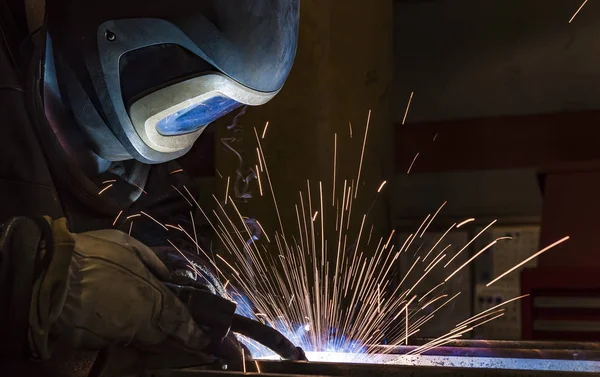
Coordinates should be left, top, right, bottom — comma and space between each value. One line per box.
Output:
0, 3, 210, 255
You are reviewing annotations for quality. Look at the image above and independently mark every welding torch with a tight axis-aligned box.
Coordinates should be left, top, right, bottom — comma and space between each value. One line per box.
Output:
165, 283, 308, 362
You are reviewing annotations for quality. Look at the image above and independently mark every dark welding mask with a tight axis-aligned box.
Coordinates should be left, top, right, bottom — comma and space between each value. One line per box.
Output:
45, 0, 299, 163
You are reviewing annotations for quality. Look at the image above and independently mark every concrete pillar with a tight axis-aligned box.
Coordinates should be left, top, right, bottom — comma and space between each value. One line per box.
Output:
214, 0, 393, 259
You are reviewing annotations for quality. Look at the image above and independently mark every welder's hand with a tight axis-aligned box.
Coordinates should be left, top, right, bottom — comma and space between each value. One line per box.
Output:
28, 218, 211, 360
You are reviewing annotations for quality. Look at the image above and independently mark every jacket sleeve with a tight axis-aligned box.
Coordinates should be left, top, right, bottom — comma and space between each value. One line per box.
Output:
0, 15, 64, 224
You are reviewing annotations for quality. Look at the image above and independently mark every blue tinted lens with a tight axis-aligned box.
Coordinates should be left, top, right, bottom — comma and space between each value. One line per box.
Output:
156, 96, 242, 136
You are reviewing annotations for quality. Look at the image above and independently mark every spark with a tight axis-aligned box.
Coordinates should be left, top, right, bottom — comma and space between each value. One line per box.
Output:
224, 280, 230, 289
169, 169, 184, 175
457, 309, 505, 329
349, 121, 353, 138
185, 110, 552, 358
172, 185, 193, 207
355, 110, 371, 198
216, 169, 223, 178
242, 348, 246, 374
190, 211, 200, 256
225, 176, 231, 205
333, 133, 337, 205
569, 0, 589, 23
132, 182, 148, 195
433, 133, 439, 142
166, 224, 183, 231
445, 219, 497, 267
102, 179, 116, 184
422, 294, 448, 310
456, 294, 529, 328
217, 254, 240, 275
262, 121, 270, 139
456, 218, 475, 228
166, 239, 203, 277
367, 224, 374, 246
140, 211, 168, 231
257, 148, 264, 172
256, 166, 264, 196
402, 91, 414, 125
407, 153, 419, 174
128, 221, 133, 235
127, 214, 141, 220
445, 239, 498, 281
112, 210, 123, 226
384, 229, 395, 250
418, 282, 445, 303
256, 220, 271, 243
98, 184, 113, 195
487, 236, 570, 286
421, 201, 447, 237
254, 128, 286, 234
255, 361, 261, 374
423, 223, 455, 262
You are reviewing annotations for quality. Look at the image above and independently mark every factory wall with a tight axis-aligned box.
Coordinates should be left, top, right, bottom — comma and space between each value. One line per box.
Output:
390, 0, 600, 339
391, 0, 599, 222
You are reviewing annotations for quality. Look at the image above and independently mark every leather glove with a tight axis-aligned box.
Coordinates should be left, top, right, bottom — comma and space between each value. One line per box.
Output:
28, 217, 211, 360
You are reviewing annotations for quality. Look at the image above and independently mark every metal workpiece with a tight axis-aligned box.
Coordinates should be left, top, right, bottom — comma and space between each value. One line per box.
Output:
149, 340, 600, 377
371, 340, 600, 360
153, 359, 598, 377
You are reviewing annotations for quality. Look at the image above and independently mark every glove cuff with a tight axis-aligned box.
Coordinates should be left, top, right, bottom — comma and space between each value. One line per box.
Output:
0, 217, 44, 358
28, 217, 75, 360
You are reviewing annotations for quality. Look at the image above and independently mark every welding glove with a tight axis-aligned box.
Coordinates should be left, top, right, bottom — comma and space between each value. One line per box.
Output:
23, 217, 211, 360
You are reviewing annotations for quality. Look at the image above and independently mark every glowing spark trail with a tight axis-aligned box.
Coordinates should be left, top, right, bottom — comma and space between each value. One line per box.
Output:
172, 185, 193, 207
456, 294, 529, 328
170, 169, 184, 175
445, 239, 498, 281
569, 0, 589, 23
102, 179, 116, 184
113, 210, 123, 226
262, 121, 270, 139
423, 223, 455, 262
191, 111, 567, 361
407, 153, 419, 174
487, 237, 570, 286
141, 211, 168, 231
402, 91, 414, 125
225, 176, 231, 204
456, 218, 475, 228
132, 182, 148, 195
98, 184, 113, 195
444, 220, 497, 267
421, 201, 447, 238
256, 166, 264, 196
333, 133, 338, 205
355, 110, 371, 198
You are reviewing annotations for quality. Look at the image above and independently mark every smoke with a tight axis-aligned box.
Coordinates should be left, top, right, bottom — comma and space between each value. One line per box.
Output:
221, 106, 257, 202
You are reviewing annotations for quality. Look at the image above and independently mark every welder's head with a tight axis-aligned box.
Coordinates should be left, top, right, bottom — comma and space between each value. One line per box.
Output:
43, 0, 299, 164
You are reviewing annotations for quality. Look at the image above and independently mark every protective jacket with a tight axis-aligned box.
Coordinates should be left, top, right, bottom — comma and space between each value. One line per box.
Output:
0, 0, 202, 250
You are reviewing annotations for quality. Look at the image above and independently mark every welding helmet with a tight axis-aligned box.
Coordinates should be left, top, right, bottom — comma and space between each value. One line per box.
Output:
44, 0, 299, 163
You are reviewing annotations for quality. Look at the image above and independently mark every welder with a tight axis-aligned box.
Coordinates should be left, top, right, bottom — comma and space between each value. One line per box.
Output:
0, 0, 299, 374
